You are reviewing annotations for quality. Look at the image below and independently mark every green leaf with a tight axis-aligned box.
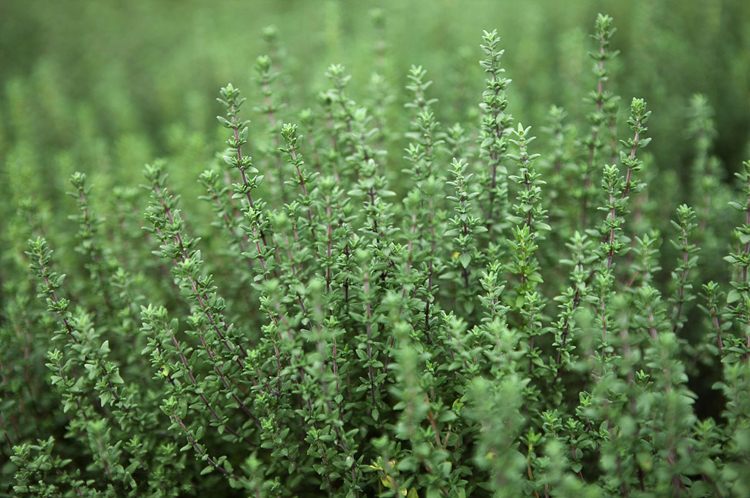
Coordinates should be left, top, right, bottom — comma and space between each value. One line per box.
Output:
727, 290, 741, 303
110, 371, 124, 384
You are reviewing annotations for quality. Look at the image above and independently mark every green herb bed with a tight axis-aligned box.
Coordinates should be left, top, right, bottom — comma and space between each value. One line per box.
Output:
2, 3, 750, 497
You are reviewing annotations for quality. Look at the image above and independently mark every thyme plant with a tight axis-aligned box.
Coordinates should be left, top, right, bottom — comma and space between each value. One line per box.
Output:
3, 12, 750, 498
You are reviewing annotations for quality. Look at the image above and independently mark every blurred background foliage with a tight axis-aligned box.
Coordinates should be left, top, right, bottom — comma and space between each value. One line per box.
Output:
0, 0, 748, 301
2, 0, 749, 170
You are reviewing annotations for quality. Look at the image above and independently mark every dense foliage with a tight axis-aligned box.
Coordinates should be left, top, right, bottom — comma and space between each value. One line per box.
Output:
2, 3, 750, 497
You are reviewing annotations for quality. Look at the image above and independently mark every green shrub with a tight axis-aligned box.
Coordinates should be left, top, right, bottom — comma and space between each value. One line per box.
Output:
2, 9, 750, 498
